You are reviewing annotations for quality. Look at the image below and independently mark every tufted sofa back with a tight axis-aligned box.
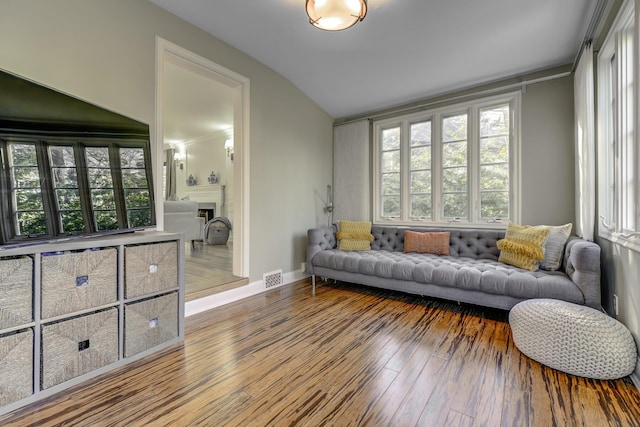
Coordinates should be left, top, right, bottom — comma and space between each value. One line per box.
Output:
370, 226, 504, 260
308, 226, 506, 272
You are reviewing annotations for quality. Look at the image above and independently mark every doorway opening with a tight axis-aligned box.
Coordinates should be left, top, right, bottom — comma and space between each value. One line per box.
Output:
156, 38, 250, 300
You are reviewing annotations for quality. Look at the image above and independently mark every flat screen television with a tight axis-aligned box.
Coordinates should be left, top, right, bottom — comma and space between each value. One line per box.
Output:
0, 68, 156, 248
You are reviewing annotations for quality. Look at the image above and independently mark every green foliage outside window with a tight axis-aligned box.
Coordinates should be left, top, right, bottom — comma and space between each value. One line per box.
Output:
479, 105, 509, 219
410, 121, 432, 218
374, 98, 515, 224
3, 140, 153, 241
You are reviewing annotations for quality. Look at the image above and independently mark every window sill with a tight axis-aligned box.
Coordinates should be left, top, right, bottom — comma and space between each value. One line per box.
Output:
598, 230, 640, 254
373, 219, 508, 230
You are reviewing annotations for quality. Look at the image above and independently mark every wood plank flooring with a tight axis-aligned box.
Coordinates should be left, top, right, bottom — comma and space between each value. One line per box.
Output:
2, 279, 639, 426
184, 241, 248, 301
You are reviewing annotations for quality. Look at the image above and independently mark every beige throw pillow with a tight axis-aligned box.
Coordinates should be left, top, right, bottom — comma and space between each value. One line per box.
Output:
539, 223, 572, 271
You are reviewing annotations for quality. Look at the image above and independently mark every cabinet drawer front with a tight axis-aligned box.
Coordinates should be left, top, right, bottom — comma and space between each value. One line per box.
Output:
0, 257, 33, 330
124, 292, 178, 358
0, 328, 33, 405
41, 308, 118, 389
41, 248, 117, 319
124, 242, 178, 298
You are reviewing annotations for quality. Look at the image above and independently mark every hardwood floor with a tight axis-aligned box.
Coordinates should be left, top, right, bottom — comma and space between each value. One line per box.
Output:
184, 241, 248, 301
2, 279, 639, 426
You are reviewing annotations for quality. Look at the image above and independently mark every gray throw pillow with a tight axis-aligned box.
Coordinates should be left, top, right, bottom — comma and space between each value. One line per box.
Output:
539, 223, 572, 271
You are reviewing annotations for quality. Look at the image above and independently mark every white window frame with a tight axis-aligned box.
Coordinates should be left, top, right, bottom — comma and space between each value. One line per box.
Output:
597, 0, 640, 251
373, 92, 521, 228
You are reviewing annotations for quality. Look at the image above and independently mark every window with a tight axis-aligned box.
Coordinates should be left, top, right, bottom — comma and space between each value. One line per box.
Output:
0, 136, 155, 245
373, 93, 519, 226
9, 143, 46, 235
597, 0, 639, 249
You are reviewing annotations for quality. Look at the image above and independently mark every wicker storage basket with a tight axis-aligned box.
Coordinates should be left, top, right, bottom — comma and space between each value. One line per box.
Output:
0, 328, 33, 405
41, 308, 118, 389
124, 292, 178, 358
124, 242, 178, 298
0, 257, 33, 330
41, 248, 117, 319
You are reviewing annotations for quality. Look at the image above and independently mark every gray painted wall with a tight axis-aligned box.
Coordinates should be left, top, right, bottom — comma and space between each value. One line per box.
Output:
333, 76, 577, 229
0, 0, 333, 281
520, 76, 576, 226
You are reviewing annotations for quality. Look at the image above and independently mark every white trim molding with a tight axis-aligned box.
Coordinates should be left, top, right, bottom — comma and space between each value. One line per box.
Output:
156, 37, 251, 278
185, 269, 310, 317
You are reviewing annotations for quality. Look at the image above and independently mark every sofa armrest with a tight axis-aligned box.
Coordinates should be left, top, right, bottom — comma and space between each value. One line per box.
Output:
165, 213, 205, 241
307, 225, 337, 275
564, 237, 601, 309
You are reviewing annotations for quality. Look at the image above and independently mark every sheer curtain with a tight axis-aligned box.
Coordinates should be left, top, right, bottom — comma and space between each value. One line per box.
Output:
165, 148, 177, 201
333, 120, 370, 223
574, 43, 595, 240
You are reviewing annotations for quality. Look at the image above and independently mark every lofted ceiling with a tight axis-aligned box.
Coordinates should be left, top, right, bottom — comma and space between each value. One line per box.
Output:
151, 0, 597, 120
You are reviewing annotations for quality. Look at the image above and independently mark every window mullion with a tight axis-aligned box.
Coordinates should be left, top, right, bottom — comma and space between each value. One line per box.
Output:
74, 143, 95, 233
0, 140, 11, 242
109, 144, 127, 229
35, 141, 58, 237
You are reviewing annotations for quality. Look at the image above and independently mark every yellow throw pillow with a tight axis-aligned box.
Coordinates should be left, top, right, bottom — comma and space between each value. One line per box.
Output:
336, 220, 374, 251
403, 231, 450, 255
497, 222, 550, 271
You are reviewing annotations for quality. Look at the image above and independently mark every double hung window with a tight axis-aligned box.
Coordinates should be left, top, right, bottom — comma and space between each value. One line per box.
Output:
373, 93, 520, 226
597, 0, 639, 250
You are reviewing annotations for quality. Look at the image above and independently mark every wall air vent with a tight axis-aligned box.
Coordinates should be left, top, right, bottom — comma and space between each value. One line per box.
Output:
263, 269, 283, 288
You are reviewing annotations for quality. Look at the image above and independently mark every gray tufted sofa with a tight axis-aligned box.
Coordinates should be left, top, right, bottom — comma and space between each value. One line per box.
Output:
307, 225, 601, 311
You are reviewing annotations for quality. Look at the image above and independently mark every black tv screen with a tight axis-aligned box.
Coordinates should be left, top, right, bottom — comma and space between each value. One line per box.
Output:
0, 68, 155, 248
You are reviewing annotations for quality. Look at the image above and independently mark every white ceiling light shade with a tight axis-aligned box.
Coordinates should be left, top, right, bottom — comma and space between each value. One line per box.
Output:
306, 0, 367, 31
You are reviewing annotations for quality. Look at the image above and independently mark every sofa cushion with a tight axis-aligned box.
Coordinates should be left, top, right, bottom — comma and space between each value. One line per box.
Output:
497, 222, 550, 271
403, 231, 450, 255
540, 223, 572, 271
337, 220, 374, 251
310, 249, 584, 304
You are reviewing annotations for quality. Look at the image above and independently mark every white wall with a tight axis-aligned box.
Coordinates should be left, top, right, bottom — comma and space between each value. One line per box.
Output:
183, 136, 227, 192
0, 0, 333, 281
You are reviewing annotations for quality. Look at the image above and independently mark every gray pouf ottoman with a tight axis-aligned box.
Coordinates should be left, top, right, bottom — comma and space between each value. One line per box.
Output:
509, 299, 638, 379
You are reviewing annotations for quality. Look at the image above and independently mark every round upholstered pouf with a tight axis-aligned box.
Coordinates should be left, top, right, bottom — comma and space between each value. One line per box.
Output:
509, 299, 638, 379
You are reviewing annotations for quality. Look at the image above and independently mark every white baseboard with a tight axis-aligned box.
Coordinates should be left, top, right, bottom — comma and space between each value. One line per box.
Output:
185, 269, 310, 317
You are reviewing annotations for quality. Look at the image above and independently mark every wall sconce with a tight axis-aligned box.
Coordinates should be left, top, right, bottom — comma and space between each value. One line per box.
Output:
225, 139, 234, 161
173, 151, 185, 170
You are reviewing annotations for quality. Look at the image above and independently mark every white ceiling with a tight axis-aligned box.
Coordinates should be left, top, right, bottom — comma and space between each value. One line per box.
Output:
152, 0, 597, 120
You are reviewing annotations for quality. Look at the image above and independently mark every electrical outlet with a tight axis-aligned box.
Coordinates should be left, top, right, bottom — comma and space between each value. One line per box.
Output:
301, 262, 307, 272
614, 294, 619, 316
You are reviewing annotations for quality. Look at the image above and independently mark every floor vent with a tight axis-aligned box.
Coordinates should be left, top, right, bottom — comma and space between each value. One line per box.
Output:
263, 269, 283, 288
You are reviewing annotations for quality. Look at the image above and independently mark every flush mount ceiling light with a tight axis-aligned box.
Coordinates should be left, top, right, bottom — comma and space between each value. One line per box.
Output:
306, 0, 367, 31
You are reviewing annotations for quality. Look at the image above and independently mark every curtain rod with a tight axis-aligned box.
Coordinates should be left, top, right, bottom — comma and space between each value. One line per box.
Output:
571, 0, 609, 72
335, 70, 571, 127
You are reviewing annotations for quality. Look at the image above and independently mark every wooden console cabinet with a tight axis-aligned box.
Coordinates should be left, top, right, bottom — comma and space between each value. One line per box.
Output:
0, 231, 185, 415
